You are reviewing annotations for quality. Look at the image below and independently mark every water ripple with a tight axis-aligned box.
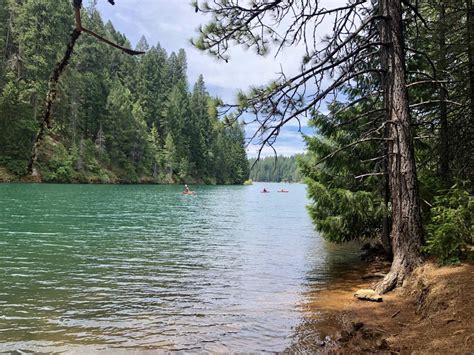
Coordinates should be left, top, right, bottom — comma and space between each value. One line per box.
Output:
0, 183, 360, 352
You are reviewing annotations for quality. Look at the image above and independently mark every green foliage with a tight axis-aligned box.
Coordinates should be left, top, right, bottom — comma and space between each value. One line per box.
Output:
0, 0, 249, 185
424, 186, 473, 264
300, 86, 388, 246
37, 136, 74, 182
249, 155, 302, 182
306, 179, 386, 243
0, 80, 36, 175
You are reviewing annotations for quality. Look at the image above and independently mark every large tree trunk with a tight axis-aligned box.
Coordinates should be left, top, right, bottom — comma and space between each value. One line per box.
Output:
378, 0, 393, 258
467, 0, 474, 125
438, 2, 450, 185
381, 159, 392, 258
376, 0, 423, 294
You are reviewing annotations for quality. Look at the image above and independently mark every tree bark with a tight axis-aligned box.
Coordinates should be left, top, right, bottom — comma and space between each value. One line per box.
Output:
467, 0, 474, 128
376, 0, 423, 294
378, 0, 393, 258
381, 158, 392, 258
438, 2, 450, 185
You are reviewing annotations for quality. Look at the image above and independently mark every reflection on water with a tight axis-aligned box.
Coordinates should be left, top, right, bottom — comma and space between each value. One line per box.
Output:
0, 182, 362, 352
288, 243, 367, 352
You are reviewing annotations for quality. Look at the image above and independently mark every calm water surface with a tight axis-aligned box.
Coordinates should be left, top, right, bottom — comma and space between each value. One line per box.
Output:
0, 182, 361, 352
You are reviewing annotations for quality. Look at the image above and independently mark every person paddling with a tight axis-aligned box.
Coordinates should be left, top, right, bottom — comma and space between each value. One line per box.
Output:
184, 184, 190, 193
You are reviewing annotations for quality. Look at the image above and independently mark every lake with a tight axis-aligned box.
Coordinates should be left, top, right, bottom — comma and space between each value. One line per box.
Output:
0, 182, 361, 352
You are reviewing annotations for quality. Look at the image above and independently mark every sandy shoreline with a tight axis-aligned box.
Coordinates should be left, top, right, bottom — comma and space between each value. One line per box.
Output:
290, 260, 474, 353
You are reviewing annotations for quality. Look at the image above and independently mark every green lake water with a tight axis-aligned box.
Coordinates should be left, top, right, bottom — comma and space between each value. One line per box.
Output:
0, 182, 361, 352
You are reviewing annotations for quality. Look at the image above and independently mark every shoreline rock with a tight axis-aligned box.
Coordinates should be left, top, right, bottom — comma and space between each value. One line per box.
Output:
354, 289, 383, 302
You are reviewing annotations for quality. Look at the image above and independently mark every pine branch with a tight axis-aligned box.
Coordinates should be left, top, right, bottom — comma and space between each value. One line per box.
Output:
314, 137, 392, 167
81, 27, 144, 56
354, 172, 387, 179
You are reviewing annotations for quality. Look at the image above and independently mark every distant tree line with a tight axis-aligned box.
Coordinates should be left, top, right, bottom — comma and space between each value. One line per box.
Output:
248, 155, 303, 182
0, 0, 249, 184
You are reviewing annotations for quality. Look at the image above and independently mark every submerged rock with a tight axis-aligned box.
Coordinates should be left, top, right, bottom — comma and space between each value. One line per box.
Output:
354, 289, 383, 302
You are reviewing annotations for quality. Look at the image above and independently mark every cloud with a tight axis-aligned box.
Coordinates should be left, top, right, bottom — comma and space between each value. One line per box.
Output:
96, 0, 336, 92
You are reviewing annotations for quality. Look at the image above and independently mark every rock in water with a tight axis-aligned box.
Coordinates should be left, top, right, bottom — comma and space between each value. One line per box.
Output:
354, 289, 383, 302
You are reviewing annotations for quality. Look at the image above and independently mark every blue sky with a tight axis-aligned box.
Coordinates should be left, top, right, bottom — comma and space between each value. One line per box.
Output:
93, 0, 324, 157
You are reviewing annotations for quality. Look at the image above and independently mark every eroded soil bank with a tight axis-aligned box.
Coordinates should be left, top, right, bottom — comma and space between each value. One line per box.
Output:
290, 260, 474, 353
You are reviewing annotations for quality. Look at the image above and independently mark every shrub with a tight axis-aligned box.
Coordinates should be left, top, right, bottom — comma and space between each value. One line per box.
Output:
424, 186, 473, 264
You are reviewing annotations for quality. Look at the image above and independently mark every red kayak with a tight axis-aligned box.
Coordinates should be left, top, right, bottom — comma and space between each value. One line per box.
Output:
182, 191, 194, 195
278, 189, 289, 193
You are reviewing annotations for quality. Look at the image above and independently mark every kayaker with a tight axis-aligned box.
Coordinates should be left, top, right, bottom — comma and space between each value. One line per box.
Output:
184, 184, 190, 193
263, 187, 268, 193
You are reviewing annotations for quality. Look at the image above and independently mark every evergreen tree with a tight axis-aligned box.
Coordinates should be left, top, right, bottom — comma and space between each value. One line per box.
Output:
0, 0, 249, 184
189, 75, 211, 176
249, 155, 302, 182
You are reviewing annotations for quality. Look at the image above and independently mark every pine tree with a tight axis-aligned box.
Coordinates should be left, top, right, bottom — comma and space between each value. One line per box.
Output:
189, 74, 211, 176
0, 0, 249, 185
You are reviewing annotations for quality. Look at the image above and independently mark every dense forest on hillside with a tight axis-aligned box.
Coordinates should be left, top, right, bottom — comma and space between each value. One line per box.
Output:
0, 0, 249, 184
248, 155, 302, 182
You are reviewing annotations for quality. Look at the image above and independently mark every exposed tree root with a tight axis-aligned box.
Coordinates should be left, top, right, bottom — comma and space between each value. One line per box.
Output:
375, 269, 398, 294
375, 253, 423, 294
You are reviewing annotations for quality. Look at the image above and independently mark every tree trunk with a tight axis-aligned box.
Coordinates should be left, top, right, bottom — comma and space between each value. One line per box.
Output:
381, 159, 392, 258
467, 0, 474, 125
376, 0, 423, 294
438, 2, 450, 185
378, 0, 393, 259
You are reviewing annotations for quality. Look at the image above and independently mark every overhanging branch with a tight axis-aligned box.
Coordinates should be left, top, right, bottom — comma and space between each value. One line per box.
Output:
27, 0, 144, 176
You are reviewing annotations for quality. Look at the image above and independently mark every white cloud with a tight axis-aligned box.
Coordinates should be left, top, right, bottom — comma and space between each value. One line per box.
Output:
97, 0, 344, 94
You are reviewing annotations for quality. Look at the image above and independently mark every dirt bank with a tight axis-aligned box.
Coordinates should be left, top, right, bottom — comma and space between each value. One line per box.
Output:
290, 260, 474, 353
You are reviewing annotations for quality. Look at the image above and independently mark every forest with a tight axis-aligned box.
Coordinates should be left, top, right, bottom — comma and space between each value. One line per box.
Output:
248, 155, 302, 182
0, 0, 249, 184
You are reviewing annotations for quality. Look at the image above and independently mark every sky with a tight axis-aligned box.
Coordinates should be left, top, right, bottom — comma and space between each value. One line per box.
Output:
93, 0, 338, 157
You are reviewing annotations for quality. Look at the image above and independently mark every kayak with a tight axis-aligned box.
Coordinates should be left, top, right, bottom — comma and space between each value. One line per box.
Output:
260, 190, 270, 193
182, 191, 194, 195
277, 189, 289, 193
